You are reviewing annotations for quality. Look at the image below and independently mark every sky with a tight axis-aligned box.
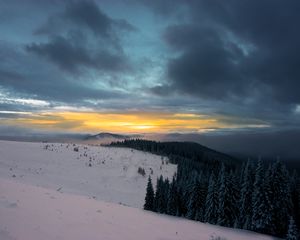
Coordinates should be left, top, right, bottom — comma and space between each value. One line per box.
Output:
0, 0, 300, 146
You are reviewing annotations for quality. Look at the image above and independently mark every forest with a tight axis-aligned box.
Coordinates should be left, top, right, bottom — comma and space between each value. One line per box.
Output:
110, 139, 300, 239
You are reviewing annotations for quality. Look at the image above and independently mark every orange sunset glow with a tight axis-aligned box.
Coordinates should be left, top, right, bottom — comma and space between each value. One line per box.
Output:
1, 111, 270, 134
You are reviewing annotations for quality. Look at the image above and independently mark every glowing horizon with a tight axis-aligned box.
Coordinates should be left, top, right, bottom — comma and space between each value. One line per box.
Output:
0, 110, 270, 134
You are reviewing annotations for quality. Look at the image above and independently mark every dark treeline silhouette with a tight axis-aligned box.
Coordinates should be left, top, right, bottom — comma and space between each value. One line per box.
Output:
110, 139, 300, 238
109, 139, 240, 170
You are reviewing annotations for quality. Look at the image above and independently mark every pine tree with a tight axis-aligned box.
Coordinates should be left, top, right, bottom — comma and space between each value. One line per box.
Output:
177, 166, 199, 217
154, 176, 164, 213
216, 164, 239, 227
144, 176, 154, 211
265, 160, 293, 236
251, 160, 270, 233
179, 174, 195, 216
167, 176, 177, 215
227, 170, 240, 227
195, 207, 204, 222
186, 176, 206, 220
204, 172, 218, 224
217, 164, 227, 226
238, 160, 254, 229
298, 183, 300, 230
175, 187, 184, 217
161, 178, 170, 213
262, 164, 276, 234
286, 216, 298, 240
290, 171, 300, 229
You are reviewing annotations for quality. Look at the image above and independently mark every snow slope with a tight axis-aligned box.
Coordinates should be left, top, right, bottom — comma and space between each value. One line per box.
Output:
0, 178, 277, 240
0, 140, 176, 208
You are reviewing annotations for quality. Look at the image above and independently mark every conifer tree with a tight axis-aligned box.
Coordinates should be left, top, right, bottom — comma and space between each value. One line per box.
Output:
175, 187, 184, 217
195, 208, 204, 222
167, 176, 177, 215
154, 176, 164, 213
216, 165, 239, 227
204, 172, 218, 224
217, 164, 227, 226
178, 175, 195, 216
144, 176, 154, 210
286, 216, 298, 240
227, 170, 240, 227
186, 176, 206, 220
161, 178, 170, 213
265, 160, 293, 236
251, 160, 269, 233
238, 160, 254, 229
290, 171, 300, 228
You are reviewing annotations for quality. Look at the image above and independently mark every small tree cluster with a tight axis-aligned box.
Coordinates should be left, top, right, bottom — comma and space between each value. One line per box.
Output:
138, 167, 146, 177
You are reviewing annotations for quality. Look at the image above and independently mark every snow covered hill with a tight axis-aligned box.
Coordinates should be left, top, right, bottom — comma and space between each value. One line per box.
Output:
0, 178, 277, 240
0, 140, 279, 240
0, 140, 176, 208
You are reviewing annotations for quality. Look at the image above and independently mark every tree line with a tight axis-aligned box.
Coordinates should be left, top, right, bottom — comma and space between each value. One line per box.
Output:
145, 160, 299, 239
110, 139, 299, 239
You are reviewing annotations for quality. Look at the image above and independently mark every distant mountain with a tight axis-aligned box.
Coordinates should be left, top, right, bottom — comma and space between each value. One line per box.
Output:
145, 130, 300, 162
85, 132, 128, 140
82, 132, 143, 144
84, 132, 142, 142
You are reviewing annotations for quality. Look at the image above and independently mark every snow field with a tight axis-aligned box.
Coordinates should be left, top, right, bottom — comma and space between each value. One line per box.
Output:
0, 140, 176, 208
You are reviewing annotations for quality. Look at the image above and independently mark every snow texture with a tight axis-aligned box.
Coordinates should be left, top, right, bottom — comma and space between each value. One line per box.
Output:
0, 140, 278, 240
0, 140, 176, 208
0, 178, 277, 240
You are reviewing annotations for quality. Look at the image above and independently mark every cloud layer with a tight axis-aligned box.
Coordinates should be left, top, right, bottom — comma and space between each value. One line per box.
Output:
154, 0, 300, 108
0, 0, 300, 141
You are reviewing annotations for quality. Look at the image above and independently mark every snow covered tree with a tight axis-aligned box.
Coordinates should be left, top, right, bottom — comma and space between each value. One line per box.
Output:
217, 164, 227, 226
238, 160, 254, 229
154, 176, 166, 213
216, 165, 239, 227
177, 172, 197, 217
286, 216, 298, 240
227, 170, 240, 227
175, 187, 185, 217
161, 178, 170, 213
167, 176, 177, 215
186, 176, 206, 221
265, 160, 293, 236
144, 176, 154, 211
290, 171, 300, 231
251, 159, 269, 233
204, 172, 218, 224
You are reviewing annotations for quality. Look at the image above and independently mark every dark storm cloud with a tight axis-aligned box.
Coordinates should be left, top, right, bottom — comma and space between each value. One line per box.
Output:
27, 0, 134, 73
63, 0, 113, 37
130, 0, 185, 17
63, 1, 136, 33
0, 0, 135, 106
26, 35, 128, 73
164, 24, 245, 99
150, 0, 300, 107
35, 0, 136, 37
